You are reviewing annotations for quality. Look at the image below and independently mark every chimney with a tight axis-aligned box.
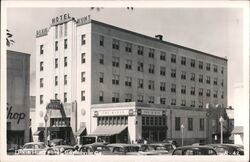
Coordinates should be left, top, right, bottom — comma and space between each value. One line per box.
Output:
155, 34, 163, 41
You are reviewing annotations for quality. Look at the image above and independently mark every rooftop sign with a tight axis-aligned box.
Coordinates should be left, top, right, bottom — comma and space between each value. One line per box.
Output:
51, 13, 72, 26
76, 15, 91, 26
36, 28, 48, 38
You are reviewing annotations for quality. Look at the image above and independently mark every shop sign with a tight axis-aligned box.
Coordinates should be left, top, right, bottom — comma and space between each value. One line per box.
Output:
7, 103, 26, 124
47, 100, 61, 109
98, 109, 129, 116
51, 13, 71, 25
76, 15, 91, 26
141, 110, 163, 116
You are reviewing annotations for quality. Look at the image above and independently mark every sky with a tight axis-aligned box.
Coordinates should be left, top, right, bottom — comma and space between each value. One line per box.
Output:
6, 7, 244, 107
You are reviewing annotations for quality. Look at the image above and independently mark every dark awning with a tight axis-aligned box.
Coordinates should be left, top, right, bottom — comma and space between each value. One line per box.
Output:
89, 125, 127, 136
75, 126, 86, 136
231, 126, 243, 134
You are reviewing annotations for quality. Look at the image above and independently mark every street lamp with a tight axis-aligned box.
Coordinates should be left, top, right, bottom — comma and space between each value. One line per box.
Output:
44, 112, 48, 146
219, 116, 224, 144
181, 124, 184, 146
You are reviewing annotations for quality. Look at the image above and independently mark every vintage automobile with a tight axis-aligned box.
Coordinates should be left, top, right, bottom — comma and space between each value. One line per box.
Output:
78, 143, 113, 155
206, 144, 244, 155
107, 143, 140, 155
149, 143, 176, 155
46, 145, 76, 155
172, 146, 217, 155
15, 142, 48, 155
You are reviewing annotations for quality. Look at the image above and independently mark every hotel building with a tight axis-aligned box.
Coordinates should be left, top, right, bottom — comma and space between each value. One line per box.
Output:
34, 14, 227, 145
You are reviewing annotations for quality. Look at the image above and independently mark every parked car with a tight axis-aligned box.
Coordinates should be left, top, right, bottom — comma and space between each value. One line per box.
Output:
150, 143, 176, 154
172, 146, 217, 155
137, 144, 169, 155
15, 142, 48, 155
46, 145, 76, 155
206, 144, 244, 155
107, 143, 140, 155
78, 143, 113, 155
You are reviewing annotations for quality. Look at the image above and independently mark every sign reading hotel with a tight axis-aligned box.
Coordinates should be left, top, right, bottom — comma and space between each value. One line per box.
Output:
51, 13, 72, 26
97, 109, 129, 116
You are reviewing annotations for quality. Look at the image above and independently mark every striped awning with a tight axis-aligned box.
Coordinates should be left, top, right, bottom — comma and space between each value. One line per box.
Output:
89, 125, 127, 136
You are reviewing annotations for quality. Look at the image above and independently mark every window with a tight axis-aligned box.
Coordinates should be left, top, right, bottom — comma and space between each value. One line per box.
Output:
112, 39, 119, 50
221, 79, 224, 87
64, 23, 67, 37
199, 100, 203, 108
81, 34, 86, 45
55, 26, 58, 39
40, 78, 44, 88
206, 76, 211, 84
148, 80, 155, 90
171, 54, 176, 63
206, 63, 211, 71
190, 100, 195, 107
190, 73, 195, 81
160, 82, 166, 91
171, 69, 176, 78
171, 84, 176, 93
148, 48, 155, 58
200, 118, 204, 131
206, 89, 211, 97
171, 99, 176, 105
160, 51, 166, 61
55, 93, 58, 100
64, 92, 67, 103
199, 88, 203, 96
221, 67, 224, 74
112, 57, 120, 67
125, 42, 132, 52
149, 64, 155, 74
81, 91, 85, 101
81, 72, 85, 82
81, 53, 85, 64
221, 92, 224, 99
125, 77, 132, 87
64, 57, 67, 67
181, 71, 186, 80
160, 67, 166, 76
137, 95, 143, 103
138, 79, 144, 89
188, 118, 193, 131
181, 85, 186, 94
125, 60, 132, 70
40, 95, 43, 104
99, 54, 104, 64
148, 96, 154, 104
137, 62, 143, 72
214, 78, 218, 85
55, 58, 58, 68
64, 39, 68, 49
199, 61, 203, 69
59, 24, 63, 37
199, 74, 203, 83
99, 72, 104, 83
137, 46, 144, 55
112, 92, 119, 103
64, 75, 67, 85
190, 59, 195, 67
181, 100, 186, 106
190, 87, 195, 95
54, 41, 59, 52
160, 98, 166, 104
40, 45, 44, 54
213, 90, 218, 98
40, 61, 44, 71
112, 74, 119, 85
213, 65, 218, 72
181, 56, 186, 65
55, 76, 58, 86
175, 117, 181, 130
99, 35, 104, 46
125, 94, 132, 102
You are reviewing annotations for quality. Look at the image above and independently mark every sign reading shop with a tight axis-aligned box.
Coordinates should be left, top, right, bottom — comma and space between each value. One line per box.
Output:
7, 103, 26, 124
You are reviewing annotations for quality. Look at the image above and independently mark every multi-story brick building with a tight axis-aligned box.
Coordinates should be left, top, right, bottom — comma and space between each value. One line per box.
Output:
34, 13, 227, 145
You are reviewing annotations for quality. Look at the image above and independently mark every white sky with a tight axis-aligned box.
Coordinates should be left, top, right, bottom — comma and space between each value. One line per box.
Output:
6, 7, 244, 107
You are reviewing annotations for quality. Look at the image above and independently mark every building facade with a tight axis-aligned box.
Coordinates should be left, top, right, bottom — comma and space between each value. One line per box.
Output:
35, 13, 227, 144
7, 50, 30, 151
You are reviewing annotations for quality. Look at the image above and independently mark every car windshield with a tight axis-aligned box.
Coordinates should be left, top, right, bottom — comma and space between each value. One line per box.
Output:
23, 144, 34, 149
155, 146, 167, 151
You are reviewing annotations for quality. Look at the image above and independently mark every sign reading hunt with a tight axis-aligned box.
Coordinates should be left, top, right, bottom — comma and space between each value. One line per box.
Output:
7, 103, 26, 124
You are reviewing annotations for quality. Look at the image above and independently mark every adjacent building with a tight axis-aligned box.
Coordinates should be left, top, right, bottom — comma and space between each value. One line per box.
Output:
7, 50, 30, 151
34, 13, 227, 145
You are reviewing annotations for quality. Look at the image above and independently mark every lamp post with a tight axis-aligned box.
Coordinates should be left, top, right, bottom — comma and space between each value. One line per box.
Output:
219, 116, 224, 144
44, 112, 48, 146
181, 124, 184, 146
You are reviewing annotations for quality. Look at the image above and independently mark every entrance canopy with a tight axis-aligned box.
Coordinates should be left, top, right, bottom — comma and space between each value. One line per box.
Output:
75, 125, 86, 136
231, 126, 243, 134
89, 125, 127, 136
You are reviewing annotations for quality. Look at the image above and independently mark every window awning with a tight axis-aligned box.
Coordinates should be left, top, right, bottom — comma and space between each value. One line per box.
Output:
75, 126, 86, 136
89, 125, 127, 136
231, 126, 243, 134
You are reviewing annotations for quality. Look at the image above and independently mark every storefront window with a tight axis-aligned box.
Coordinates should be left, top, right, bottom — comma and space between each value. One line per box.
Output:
142, 117, 145, 125
150, 117, 154, 125
146, 117, 149, 125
